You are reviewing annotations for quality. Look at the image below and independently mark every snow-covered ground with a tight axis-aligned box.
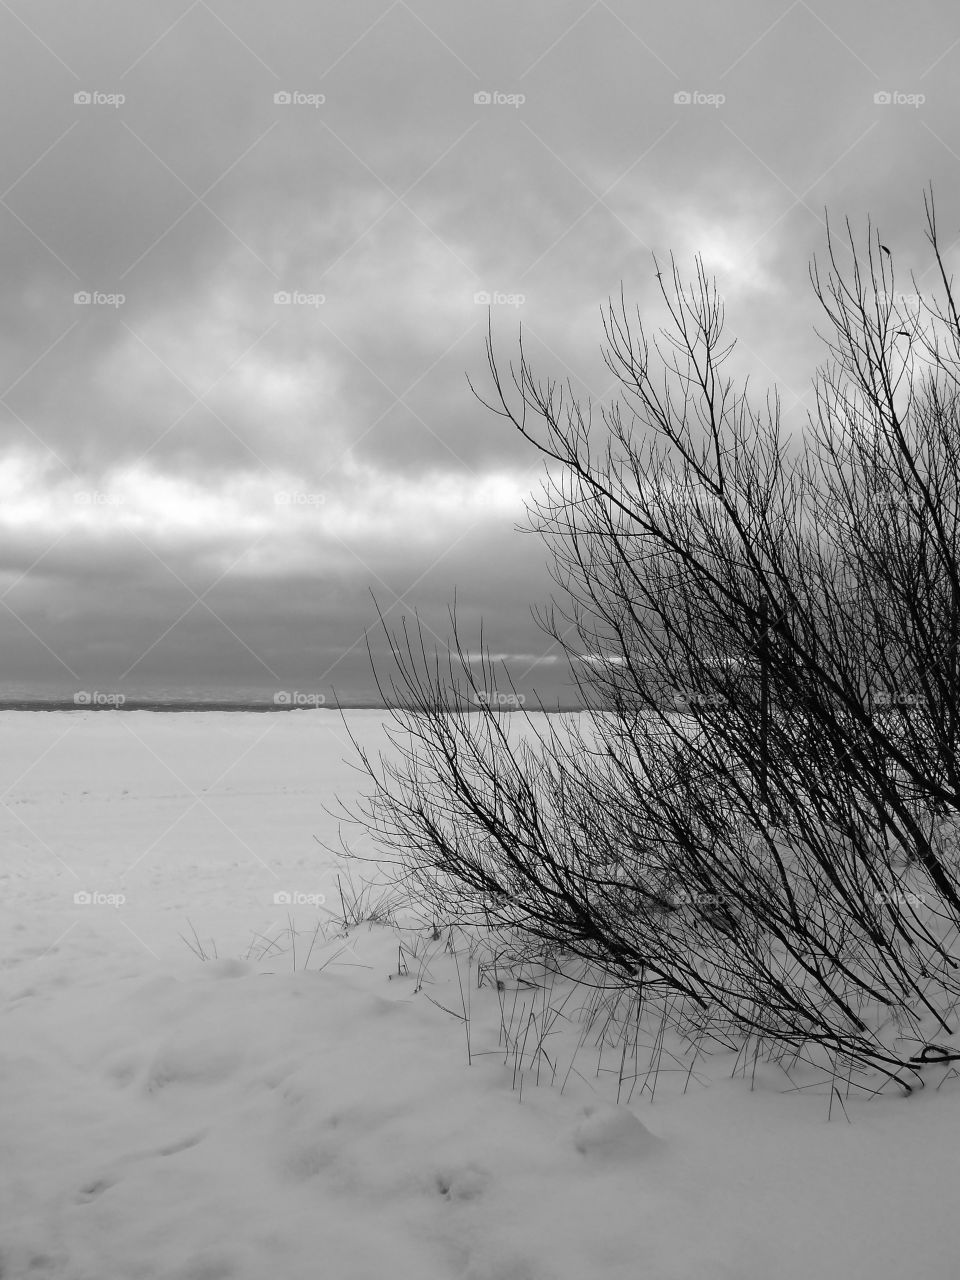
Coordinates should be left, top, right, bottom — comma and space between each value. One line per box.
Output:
2, 709, 959, 1280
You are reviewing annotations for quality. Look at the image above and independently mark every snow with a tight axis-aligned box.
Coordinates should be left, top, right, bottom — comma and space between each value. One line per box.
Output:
2, 709, 959, 1279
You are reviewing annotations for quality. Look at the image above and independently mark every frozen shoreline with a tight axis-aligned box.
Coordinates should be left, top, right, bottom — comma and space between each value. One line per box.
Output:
2, 710, 959, 1280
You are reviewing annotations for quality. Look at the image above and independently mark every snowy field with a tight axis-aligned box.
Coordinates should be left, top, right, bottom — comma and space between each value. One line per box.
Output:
2, 709, 959, 1280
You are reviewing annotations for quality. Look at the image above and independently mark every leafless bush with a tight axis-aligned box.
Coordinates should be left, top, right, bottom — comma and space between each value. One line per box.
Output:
335, 187, 960, 1093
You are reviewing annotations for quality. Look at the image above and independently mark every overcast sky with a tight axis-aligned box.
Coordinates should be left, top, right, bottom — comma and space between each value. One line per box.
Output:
0, 0, 958, 704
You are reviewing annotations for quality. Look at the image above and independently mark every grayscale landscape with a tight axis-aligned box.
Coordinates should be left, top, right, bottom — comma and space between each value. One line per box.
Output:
2, 3, 960, 1278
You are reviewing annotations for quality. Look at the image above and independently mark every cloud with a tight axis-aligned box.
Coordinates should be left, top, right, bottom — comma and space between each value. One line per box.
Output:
0, 0, 954, 697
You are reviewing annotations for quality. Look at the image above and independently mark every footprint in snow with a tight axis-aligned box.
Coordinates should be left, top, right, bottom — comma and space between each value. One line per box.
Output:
572, 1102, 663, 1160
433, 1162, 491, 1202
74, 1130, 206, 1203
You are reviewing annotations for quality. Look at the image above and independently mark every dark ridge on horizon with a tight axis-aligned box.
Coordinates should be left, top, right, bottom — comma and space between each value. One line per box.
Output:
0, 697, 599, 714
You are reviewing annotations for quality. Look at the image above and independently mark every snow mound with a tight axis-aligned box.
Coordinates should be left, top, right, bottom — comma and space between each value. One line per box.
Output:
144, 1036, 244, 1093
202, 958, 252, 980
572, 1102, 662, 1159
462, 1242, 546, 1280
432, 1160, 491, 1202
